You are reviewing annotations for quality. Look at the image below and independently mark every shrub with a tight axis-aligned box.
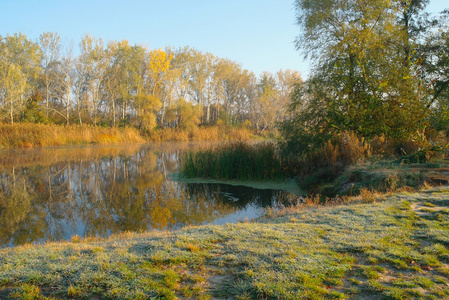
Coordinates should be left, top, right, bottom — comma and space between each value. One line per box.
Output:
319, 163, 429, 197
296, 131, 371, 192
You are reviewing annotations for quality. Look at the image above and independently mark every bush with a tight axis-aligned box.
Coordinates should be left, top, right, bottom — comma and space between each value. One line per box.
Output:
298, 131, 370, 176
316, 163, 430, 197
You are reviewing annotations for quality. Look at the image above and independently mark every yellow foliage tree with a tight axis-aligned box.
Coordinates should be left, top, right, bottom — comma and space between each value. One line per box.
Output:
145, 49, 173, 126
135, 94, 161, 131
176, 98, 202, 130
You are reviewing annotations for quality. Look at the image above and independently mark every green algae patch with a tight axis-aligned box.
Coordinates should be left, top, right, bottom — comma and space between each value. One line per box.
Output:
168, 172, 303, 195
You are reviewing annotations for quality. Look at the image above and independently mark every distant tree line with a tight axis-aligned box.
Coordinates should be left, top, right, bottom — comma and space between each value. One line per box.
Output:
282, 0, 449, 156
0, 32, 302, 133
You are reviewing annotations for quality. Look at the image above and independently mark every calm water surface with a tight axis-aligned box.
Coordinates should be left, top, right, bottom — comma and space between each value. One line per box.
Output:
0, 142, 297, 247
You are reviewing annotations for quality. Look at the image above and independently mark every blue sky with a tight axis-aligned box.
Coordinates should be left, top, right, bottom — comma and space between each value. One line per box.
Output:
1, 0, 447, 78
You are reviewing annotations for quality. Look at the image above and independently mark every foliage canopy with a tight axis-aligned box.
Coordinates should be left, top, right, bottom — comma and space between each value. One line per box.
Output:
282, 0, 449, 157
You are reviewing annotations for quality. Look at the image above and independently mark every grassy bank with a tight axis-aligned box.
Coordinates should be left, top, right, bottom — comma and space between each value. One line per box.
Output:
299, 160, 449, 198
2, 188, 449, 299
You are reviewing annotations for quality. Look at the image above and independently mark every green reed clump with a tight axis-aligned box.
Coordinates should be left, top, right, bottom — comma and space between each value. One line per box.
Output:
182, 142, 292, 180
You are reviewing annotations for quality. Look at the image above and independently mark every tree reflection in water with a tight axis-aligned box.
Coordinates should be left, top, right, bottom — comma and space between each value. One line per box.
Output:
0, 143, 296, 247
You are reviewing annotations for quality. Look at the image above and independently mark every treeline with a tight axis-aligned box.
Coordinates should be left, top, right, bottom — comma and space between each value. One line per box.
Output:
0, 33, 301, 133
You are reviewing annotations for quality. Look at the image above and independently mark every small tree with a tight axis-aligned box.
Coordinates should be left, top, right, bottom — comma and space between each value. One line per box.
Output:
21, 92, 48, 123
175, 98, 201, 130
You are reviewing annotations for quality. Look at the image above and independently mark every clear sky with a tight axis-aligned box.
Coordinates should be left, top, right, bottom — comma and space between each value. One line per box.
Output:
0, 0, 447, 78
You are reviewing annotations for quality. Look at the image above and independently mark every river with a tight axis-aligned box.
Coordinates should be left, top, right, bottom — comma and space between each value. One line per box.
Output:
0, 142, 298, 247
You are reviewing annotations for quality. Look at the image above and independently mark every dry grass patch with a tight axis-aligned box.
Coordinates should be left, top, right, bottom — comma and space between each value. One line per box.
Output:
0, 123, 144, 148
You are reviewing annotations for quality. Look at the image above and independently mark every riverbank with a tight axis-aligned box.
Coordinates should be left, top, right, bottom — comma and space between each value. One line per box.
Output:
0, 124, 262, 148
2, 187, 449, 299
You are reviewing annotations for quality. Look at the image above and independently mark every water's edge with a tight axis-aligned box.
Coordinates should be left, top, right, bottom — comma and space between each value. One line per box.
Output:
168, 173, 303, 195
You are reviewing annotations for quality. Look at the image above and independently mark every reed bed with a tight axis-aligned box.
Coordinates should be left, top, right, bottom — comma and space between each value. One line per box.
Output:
0, 123, 144, 148
145, 126, 255, 142
0, 124, 264, 148
182, 142, 294, 180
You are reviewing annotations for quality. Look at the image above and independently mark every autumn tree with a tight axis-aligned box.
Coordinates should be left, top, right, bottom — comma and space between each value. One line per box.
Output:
105, 40, 146, 127
252, 70, 301, 133
175, 98, 202, 130
170, 47, 220, 125
143, 48, 172, 128
215, 59, 256, 125
1, 64, 27, 124
60, 45, 76, 124
253, 72, 277, 133
78, 34, 111, 125
0, 33, 41, 124
134, 94, 161, 131
282, 0, 443, 156
38, 32, 61, 119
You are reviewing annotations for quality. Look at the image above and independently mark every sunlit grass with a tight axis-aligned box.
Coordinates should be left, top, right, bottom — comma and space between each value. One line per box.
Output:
144, 125, 264, 142
0, 123, 144, 148
0, 123, 267, 148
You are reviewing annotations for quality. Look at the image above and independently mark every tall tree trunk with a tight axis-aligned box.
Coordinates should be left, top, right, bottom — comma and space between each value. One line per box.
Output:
112, 99, 116, 127
46, 81, 50, 118
10, 97, 13, 125
66, 90, 70, 125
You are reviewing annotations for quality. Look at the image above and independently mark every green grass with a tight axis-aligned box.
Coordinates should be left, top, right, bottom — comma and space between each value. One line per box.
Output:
2, 187, 449, 299
181, 142, 296, 180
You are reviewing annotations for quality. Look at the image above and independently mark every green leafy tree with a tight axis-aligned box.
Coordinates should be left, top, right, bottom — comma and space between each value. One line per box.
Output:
283, 0, 442, 156
21, 92, 48, 123
421, 11, 449, 132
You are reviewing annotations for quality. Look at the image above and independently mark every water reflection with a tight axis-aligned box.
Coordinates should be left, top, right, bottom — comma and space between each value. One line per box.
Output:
0, 143, 296, 247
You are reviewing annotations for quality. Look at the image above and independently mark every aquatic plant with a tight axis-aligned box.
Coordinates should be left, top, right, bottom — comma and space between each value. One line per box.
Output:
182, 142, 296, 180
